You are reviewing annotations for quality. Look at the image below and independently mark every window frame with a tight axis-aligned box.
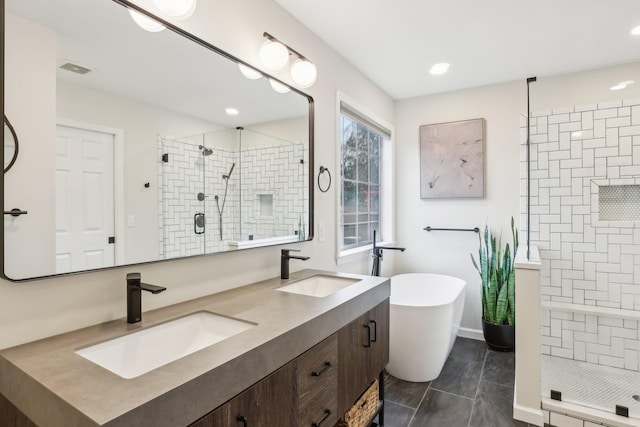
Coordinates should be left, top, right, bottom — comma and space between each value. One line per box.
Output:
336, 92, 395, 263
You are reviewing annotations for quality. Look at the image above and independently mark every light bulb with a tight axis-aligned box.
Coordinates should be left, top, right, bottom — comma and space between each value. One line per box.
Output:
290, 59, 317, 88
129, 9, 166, 32
153, 0, 197, 19
238, 63, 262, 80
259, 40, 289, 71
269, 79, 290, 94
225, 108, 239, 116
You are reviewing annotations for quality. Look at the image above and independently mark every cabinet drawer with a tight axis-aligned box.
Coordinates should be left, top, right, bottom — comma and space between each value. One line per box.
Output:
297, 334, 338, 426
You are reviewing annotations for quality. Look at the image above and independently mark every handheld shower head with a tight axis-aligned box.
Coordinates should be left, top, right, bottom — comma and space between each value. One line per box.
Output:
223, 163, 236, 179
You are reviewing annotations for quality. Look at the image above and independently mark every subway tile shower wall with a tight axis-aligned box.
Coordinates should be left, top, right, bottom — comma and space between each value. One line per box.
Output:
521, 99, 640, 370
158, 137, 308, 258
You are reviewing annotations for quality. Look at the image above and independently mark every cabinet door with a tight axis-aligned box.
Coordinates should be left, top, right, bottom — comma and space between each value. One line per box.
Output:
229, 362, 297, 427
337, 300, 390, 417
367, 299, 390, 379
189, 404, 228, 427
337, 311, 370, 416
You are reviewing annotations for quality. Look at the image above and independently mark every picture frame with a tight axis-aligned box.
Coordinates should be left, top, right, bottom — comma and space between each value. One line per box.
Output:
419, 118, 485, 199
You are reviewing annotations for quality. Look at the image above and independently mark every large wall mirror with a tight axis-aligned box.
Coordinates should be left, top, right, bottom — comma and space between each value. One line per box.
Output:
2, 0, 313, 281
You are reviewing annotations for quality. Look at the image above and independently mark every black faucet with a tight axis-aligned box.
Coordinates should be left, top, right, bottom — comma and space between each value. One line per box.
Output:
126, 272, 167, 323
371, 230, 405, 276
281, 249, 310, 279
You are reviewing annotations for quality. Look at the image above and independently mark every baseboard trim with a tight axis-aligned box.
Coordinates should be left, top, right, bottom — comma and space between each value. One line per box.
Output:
457, 327, 484, 341
513, 401, 544, 426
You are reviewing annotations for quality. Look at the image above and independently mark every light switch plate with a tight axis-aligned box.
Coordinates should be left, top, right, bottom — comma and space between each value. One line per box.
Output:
318, 223, 326, 242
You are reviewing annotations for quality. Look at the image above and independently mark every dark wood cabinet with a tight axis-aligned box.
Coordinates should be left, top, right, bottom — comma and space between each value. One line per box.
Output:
191, 299, 389, 427
295, 334, 338, 427
367, 299, 390, 378
337, 299, 389, 417
190, 363, 296, 427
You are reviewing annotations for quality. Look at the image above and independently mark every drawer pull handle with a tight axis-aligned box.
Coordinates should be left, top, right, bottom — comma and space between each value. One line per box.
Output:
363, 324, 371, 348
237, 415, 247, 426
311, 409, 331, 427
311, 361, 332, 377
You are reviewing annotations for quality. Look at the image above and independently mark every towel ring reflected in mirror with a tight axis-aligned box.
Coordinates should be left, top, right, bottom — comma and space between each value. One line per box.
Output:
3, 116, 19, 173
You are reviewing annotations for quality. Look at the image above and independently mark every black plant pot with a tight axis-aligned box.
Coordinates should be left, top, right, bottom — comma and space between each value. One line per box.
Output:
482, 319, 515, 352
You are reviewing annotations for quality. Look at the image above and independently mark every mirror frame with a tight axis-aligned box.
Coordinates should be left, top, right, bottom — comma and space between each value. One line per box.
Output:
0, 0, 315, 281
3, 115, 18, 173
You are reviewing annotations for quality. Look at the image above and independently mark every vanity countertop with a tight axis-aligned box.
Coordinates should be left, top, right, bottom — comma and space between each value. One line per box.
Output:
0, 269, 390, 427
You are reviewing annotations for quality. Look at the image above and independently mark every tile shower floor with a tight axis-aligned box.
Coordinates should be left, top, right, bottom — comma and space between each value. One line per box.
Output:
542, 354, 640, 420
379, 337, 534, 427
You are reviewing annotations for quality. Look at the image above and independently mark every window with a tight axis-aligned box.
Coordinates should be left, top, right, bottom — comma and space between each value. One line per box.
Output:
339, 104, 390, 252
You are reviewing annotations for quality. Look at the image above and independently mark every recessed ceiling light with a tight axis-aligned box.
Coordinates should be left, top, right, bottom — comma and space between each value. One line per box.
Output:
631, 25, 640, 35
610, 80, 635, 91
429, 63, 450, 75
225, 108, 239, 115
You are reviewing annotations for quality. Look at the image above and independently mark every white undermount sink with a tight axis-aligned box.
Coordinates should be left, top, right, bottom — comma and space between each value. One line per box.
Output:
276, 275, 360, 297
75, 312, 256, 379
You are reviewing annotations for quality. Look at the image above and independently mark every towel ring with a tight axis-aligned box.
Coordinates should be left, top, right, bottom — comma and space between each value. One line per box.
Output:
318, 166, 331, 193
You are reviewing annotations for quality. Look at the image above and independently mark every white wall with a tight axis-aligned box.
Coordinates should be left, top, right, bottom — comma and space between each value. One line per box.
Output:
0, 0, 394, 349
3, 14, 57, 278
395, 62, 640, 335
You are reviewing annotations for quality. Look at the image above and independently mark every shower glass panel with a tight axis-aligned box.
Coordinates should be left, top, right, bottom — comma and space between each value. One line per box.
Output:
159, 127, 307, 258
522, 66, 640, 421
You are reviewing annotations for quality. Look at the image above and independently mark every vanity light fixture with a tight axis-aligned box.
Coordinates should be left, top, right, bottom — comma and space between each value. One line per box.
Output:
269, 79, 291, 94
153, 0, 197, 19
429, 62, 450, 75
259, 38, 290, 71
238, 63, 262, 80
260, 32, 318, 88
631, 25, 640, 36
225, 108, 239, 116
290, 58, 317, 88
129, 0, 197, 32
129, 9, 166, 32
610, 80, 635, 91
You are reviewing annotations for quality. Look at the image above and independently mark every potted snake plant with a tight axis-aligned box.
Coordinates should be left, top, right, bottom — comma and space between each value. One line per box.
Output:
470, 217, 518, 352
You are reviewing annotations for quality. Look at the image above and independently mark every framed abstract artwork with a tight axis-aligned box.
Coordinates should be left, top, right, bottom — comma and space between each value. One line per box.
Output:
419, 118, 485, 198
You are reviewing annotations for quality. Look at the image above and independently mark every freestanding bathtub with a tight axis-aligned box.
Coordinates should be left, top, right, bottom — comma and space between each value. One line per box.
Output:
386, 273, 467, 382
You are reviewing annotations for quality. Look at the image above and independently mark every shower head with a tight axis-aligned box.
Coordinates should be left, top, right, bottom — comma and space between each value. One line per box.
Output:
198, 145, 213, 156
223, 163, 236, 179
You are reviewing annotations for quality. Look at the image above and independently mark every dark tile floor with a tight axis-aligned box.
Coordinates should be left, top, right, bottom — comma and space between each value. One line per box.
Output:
378, 337, 535, 427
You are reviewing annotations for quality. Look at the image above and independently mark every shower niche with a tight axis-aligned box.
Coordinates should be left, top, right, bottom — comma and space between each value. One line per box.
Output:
159, 127, 308, 259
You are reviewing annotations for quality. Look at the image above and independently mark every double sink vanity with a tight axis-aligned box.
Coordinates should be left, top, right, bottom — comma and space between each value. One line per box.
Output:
0, 270, 390, 427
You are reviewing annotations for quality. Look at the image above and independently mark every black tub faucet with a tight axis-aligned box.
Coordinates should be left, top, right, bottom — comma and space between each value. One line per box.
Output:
126, 272, 167, 323
371, 230, 405, 276
281, 249, 310, 279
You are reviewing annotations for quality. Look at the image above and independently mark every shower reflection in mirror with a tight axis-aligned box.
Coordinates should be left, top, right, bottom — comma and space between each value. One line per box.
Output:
158, 126, 308, 259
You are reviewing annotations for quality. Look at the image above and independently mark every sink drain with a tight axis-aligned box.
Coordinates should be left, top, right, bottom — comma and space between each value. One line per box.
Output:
633, 395, 640, 402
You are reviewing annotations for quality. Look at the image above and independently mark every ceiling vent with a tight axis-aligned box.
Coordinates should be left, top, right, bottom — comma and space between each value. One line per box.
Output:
60, 62, 93, 75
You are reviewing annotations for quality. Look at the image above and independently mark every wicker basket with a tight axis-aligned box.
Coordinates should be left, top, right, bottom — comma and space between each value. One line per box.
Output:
336, 379, 379, 427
